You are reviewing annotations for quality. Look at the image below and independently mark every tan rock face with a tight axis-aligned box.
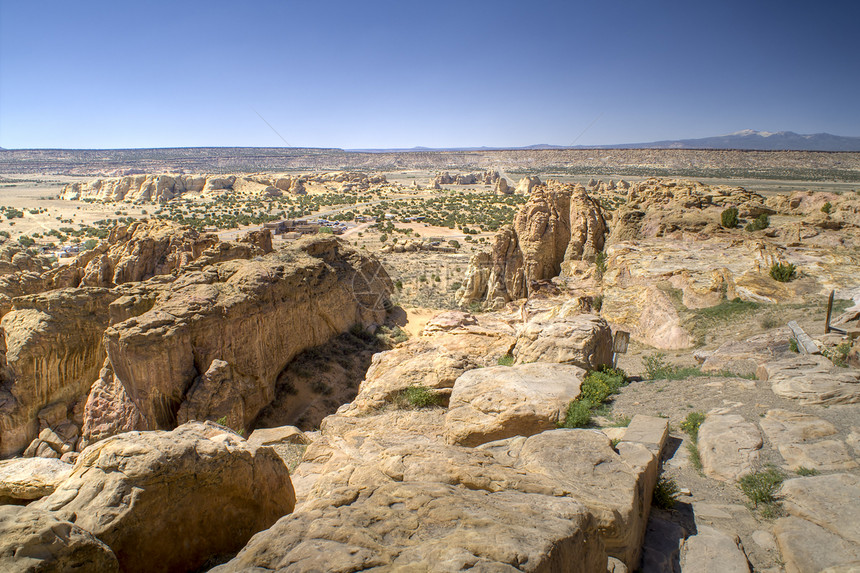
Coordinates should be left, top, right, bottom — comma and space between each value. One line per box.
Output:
0, 288, 117, 457
775, 474, 860, 572
0, 225, 391, 456
698, 414, 763, 481
104, 236, 391, 432
34, 421, 296, 573
0, 505, 119, 573
444, 363, 586, 446
757, 355, 860, 405
458, 181, 607, 307
341, 314, 516, 414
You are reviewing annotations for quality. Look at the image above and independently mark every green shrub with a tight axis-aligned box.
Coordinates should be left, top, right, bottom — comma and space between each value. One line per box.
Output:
593, 294, 604, 312
652, 476, 680, 510
721, 207, 739, 229
680, 412, 706, 443
745, 213, 770, 231
822, 343, 851, 368
497, 353, 515, 366
609, 415, 631, 427
770, 262, 796, 282
561, 399, 593, 428
789, 338, 799, 353
739, 467, 784, 508
17, 235, 35, 247
579, 370, 627, 404
595, 251, 607, 278
821, 201, 832, 214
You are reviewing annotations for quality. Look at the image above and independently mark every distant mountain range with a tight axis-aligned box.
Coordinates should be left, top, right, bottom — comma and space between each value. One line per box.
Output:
349, 131, 860, 153
597, 130, 860, 152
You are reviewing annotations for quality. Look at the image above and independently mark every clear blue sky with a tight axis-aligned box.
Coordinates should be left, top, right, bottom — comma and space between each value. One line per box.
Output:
1, 0, 858, 149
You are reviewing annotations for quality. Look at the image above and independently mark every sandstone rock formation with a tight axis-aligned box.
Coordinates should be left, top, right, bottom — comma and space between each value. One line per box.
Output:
430, 170, 499, 188
60, 171, 371, 202
515, 175, 542, 194
0, 505, 119, 573
103, 236, 390, 433
218, 407, 661, 571
34, 421, 295, 573
444, 363, 586, 446
494, 177, 511, 194
0, 225, 391, 457
458, 181, 607, 307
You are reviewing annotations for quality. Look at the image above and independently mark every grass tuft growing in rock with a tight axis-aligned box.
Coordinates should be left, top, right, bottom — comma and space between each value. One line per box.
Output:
392, 384, 443, 409
795, 466, 820, 476
680, 412, 706, 443
497, 353, 515, 366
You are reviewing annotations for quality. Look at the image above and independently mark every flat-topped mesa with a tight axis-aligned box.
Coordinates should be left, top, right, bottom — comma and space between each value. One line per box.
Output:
430, 170, 500, 188
457, 180, 607, 308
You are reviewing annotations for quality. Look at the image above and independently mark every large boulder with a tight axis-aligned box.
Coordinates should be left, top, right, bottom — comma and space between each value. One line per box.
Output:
0, 457, 72, 504
444, 363, 586, 446
0, 505, 119, 572
512, 313, 613, 368
33, 421, 296, 573
340, 313, 516, 414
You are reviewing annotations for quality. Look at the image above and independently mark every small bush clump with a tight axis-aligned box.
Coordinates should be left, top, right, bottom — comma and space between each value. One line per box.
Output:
821, 201, 832, 214
497, 353, 515, 366
822, 343, 851, 368
560, 367, 628, 429
595, 251, 607, 279
394, 384, 442, 409
770, 262, 796, 282
739, 466, 784, 508
652, 476, 680, 510
721, 207, 739, 229
745, 213, 770, 231
562, 399, 593, 428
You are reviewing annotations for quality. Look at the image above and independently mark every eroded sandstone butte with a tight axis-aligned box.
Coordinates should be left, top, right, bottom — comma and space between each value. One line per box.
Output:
0, 222, 391, 457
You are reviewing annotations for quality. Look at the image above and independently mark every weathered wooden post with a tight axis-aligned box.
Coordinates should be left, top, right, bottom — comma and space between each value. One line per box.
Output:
825, 290, 834, 334
612, 330, 630, 368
